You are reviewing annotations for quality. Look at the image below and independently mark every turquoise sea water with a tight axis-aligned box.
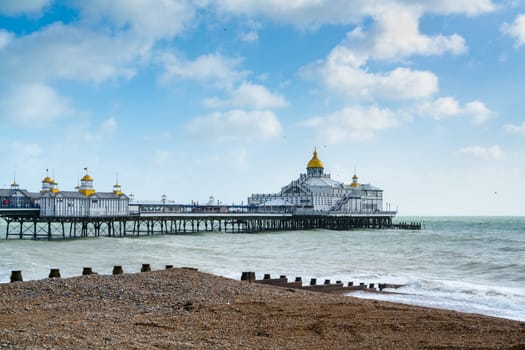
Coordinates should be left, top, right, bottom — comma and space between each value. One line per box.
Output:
0, 216, 524, 321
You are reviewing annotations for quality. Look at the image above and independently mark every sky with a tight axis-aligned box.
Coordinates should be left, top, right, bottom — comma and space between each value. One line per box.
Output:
1, 0, 525, 216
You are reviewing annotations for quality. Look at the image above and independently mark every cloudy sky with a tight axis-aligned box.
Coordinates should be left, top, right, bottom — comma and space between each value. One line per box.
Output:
1, 0, 524, 215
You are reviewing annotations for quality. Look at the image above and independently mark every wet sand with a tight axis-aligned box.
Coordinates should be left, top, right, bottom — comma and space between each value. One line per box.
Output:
1, 268, 523, 349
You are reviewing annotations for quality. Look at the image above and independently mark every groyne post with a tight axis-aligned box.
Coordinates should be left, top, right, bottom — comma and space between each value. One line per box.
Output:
48, 268, 61, 278
112, 265, 123, 275
10, 270, 23, 282
241, 271, 256, 281
82, 267, 95, 275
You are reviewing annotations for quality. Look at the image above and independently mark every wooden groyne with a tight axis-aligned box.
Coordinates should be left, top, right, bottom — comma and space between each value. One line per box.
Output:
6, 266, 404, 297
241, 272, 405, 294
7, 264, 197, 283
0, 212, 421, 240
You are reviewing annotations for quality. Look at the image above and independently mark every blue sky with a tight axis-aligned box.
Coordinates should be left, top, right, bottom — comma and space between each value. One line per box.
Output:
1, 0, 525, 215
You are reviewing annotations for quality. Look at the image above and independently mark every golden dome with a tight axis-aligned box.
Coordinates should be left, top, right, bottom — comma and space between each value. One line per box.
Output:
113, 183, 122, 196
350, 174, 360, 187
42, 176, 54, 184
307, 149, 324, 169
81, 174, 93, 181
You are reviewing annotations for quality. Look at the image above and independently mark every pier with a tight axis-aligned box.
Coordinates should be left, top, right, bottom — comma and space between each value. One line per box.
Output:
0, 150, 424, 240
0, 205, 420, 240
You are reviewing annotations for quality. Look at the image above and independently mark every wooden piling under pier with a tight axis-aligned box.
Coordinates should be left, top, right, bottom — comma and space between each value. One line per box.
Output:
1, 213, 421, 240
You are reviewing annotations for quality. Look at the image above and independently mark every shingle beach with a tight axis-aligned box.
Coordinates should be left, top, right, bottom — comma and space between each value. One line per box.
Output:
1, 268, 523, 349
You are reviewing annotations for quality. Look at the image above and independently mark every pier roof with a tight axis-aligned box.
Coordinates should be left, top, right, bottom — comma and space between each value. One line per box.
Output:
303, 176, 342, 188
41, 191, 126, 199
0, 189, 35, 198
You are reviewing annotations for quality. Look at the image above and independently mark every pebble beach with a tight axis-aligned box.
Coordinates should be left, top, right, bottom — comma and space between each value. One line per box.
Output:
1, 268, 523, 349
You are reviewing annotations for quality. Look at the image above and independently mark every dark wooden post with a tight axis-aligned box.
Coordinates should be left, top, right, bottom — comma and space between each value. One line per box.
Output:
10, 270, 23, 282
112, 265, 123, 275
49, 268, 61, 278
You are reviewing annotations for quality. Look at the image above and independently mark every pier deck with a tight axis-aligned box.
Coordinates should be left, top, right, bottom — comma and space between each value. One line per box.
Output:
0, 209, 420, 240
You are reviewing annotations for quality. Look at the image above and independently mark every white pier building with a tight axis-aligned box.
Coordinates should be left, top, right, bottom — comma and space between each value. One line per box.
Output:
248, 149, 384, 213
39, 169, 129, 217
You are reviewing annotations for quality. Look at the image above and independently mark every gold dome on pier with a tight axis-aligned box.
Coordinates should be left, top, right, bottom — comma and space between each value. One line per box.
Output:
350, 174, 360, 188
81, 174, 93, 182
307, 148, 324, 169
78, 168, 96, 196
42, 176, 54, 184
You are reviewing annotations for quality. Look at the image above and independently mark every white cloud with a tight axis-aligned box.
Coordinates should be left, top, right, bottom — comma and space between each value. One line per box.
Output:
0, 83, 74, 123
158, 53, 248, 88
0, 30, 14, 49
0, 0, 51, 16
456, 145, 505, 160
239, 30, 259, 42
301, 3, 471, 102
464, 101, 493, 124
501, 14, 525, 47
73, 0, 199, 41
418, 96, 461, 118
400, 0, 495, 16
0, 23, 140, 83
503, 121, 525, 134
239, 20, 261, 43
0, 2, 206, 85
303, 105, 401, 143
204, 82, 287, 109
343, 6, 467, 62
307, 47, 439, 100
213, 0, 494, 27
417, 97, 493, 124
185, 109, 282, 142
214, 0, 367, 27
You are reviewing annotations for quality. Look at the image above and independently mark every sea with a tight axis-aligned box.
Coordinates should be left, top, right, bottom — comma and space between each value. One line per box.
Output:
0, 216, 523, 322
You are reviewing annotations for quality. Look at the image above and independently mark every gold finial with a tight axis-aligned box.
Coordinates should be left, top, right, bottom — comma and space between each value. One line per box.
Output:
11, 171, 17, 187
